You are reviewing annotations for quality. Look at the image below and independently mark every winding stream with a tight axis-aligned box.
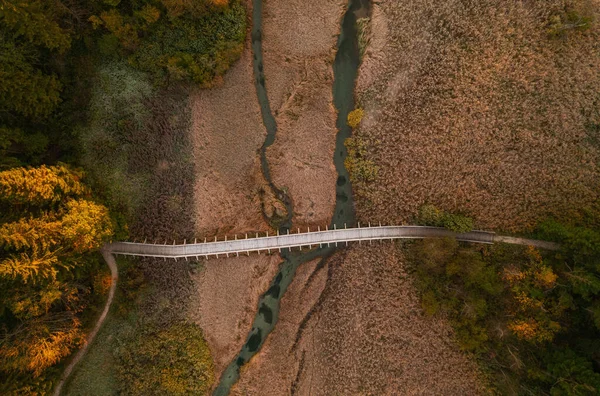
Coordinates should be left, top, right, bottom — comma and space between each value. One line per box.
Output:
213, 0, 367, 394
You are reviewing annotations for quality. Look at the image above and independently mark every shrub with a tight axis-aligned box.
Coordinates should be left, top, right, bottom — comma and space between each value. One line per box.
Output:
114, 322, 215, 395
547, 9, 593, 38
347, 108, 364, 128
92, 0, 246, 86
344, 137, 378, 184
417, 204, 474, 233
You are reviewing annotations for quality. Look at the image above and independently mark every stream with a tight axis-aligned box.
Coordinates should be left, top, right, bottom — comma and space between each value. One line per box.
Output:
213, 0, 367, 394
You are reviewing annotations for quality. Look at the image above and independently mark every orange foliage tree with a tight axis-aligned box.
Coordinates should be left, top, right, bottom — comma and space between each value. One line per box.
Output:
0, 165, 113, 382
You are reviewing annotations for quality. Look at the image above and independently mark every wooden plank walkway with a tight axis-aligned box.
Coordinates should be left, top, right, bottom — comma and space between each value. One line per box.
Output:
106, 225, 558, 259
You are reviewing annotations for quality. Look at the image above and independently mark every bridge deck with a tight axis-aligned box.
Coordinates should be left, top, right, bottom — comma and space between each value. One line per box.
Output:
106, 226, 514, 259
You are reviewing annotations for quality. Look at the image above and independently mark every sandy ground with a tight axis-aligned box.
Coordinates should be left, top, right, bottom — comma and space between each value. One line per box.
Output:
353, 0, 600, 231
262, 0, 345, 228
233, 244, 485, 395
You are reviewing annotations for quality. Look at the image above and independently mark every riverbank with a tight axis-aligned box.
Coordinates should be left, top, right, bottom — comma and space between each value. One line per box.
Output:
262, 0, 345, 228
232, 244, 485, 394
353, 0, 600, 231
188, 14, 284, 382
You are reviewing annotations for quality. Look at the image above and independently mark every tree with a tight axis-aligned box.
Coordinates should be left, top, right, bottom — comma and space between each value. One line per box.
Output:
0, 165, 112, 383
60, 199, 113, 252
0, 0, 71, 52
0, 164, 87, 206
544, 349, 600, 395
0, 35, 62, 119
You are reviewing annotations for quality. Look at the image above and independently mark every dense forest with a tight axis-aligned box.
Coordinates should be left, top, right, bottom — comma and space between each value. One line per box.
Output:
0, 0, 245, 392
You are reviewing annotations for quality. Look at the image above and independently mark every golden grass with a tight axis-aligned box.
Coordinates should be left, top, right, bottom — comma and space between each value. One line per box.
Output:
354, 0, 600, 231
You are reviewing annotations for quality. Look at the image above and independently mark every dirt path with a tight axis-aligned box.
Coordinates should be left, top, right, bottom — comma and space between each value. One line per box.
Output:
53, 248, 118, 396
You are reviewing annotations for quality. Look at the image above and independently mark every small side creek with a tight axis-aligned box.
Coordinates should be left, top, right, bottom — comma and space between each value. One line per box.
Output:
213, 0, 368, 394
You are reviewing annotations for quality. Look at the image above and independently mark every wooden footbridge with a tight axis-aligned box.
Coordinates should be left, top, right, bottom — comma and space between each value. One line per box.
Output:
106, 225, 559, 259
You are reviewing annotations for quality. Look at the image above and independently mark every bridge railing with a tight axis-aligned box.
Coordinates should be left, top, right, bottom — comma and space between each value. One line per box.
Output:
106, 226, 498, 259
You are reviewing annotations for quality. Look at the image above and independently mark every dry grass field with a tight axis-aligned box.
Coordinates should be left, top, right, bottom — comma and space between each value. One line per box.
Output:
232, 245, 485, 395
262, 0, 344, 227
354, 0, 600, 231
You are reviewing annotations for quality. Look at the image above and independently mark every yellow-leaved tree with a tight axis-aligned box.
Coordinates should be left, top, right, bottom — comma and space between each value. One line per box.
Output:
0, 164, 87, 206
0, 164, 113, 384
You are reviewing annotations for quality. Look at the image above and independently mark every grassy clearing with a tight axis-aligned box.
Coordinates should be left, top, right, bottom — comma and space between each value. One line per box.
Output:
80, 60, 196, 241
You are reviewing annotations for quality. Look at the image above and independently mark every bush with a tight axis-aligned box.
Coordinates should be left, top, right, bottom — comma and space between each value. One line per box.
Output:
114, 322, 214, 395
92, 0, 246, 86
344, 137, 378, 184
547, 9, 593, 38
347, 108, 364, 128
417, 204, 474, 233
